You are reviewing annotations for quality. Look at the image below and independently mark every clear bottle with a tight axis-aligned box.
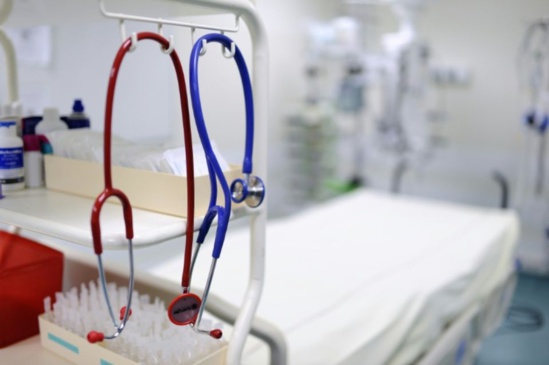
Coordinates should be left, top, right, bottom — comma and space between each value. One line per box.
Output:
0, 120, 24, 191
35, 107, 68, 135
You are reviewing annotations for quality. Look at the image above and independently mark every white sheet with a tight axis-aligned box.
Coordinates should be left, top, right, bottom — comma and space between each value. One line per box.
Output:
147, 190, 519, 365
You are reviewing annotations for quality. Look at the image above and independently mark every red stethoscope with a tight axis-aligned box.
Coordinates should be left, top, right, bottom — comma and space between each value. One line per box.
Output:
86, 32, 213, 343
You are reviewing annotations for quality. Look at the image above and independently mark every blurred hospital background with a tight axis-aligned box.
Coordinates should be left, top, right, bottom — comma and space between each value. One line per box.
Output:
2, 0, 549, 364
6, 0, 541, 270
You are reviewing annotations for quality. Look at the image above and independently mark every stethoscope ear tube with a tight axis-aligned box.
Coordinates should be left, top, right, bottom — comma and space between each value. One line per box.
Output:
194, 205, 227, 259
189, 33, 255, 177
190, 33, 259, 260
212, 209, 229, 259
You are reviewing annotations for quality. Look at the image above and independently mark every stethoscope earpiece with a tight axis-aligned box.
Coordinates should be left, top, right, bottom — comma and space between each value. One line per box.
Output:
87, 331, 105, 344
193, 327, 223, 339
119, 306, 132, 321
209, 329, 223, 339
230, 177, 247, 203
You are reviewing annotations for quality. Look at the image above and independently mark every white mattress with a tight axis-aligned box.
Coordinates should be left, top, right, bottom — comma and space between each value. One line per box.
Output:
147, 190, 519, 365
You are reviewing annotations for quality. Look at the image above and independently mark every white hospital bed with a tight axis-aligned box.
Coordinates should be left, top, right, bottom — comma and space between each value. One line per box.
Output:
144, 189, 519, 365
0, 189, 518, 364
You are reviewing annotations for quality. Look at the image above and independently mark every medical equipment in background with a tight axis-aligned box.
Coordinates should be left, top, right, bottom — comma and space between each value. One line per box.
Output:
287, 0, 445, 202
87, 31, 197, 343
284, 65, 339, 210
517, 19, 549, 196
283, 16, 367, 210
329, 16, 368, 190
188, 32, 265, 338
336, 60, 368, 190
358, 0, 443, 187
373, 0, 446, 194
515, 18, 549, 274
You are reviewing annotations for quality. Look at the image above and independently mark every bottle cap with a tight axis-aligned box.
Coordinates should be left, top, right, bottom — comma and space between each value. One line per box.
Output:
72, 99, 84, 113
22, 116, 43, 135
42, 143, 53, 154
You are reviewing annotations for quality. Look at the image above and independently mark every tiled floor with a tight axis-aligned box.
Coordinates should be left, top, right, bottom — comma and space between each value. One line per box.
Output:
475, 274, 549, 365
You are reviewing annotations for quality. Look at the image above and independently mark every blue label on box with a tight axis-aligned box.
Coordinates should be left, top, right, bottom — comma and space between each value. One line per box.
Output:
0, 147, 23, 169
47, 332, 80, 354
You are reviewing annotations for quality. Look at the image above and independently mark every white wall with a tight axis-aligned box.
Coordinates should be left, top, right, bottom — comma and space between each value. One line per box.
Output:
414, 0, 544, 178
420, 0, 546, 151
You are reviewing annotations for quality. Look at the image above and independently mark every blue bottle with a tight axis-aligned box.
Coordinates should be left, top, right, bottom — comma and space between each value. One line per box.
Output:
62, 99, 90, 129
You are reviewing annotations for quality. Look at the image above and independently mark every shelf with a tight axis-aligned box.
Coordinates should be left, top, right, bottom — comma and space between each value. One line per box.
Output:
0, 188, 248, 249
5, 0, 221, 28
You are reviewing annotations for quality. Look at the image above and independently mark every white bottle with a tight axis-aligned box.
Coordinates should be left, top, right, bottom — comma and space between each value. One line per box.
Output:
23, 135, 47, 188
0, 120, 24, 191
36, 107, 68, 135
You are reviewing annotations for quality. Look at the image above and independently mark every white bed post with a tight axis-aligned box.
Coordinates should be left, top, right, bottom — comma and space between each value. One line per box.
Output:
0, 0, 20, 105
228, 7, 269, 365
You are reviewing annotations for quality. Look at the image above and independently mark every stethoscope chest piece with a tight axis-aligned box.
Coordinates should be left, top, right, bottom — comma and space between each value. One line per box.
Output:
231, 175, 265, 208
167, 292, 202, 325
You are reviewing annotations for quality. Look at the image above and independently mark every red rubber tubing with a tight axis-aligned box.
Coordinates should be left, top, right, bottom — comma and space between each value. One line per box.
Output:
91, 31, 195, 292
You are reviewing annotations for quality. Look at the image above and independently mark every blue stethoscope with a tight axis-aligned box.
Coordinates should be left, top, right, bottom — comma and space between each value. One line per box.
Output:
186, 33, 265, 333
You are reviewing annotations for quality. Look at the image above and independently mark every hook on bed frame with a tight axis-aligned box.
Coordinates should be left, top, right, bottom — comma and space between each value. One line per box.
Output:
99, 0, 240, 36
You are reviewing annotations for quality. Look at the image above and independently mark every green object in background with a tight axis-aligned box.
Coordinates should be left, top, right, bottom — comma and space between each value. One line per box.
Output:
325, 176, 362, 193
